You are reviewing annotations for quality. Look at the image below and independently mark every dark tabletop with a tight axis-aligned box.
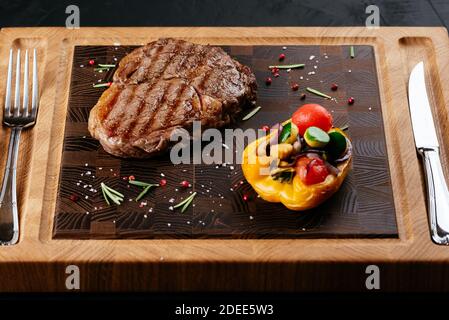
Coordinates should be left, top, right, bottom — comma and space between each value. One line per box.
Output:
0, 0, 448, 29
0, 0, 448, 305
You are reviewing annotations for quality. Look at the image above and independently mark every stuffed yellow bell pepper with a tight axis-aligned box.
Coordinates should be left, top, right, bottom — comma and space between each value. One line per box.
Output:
242, 104, 352, 211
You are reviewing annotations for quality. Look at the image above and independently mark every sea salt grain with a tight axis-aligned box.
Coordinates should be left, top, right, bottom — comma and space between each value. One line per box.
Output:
309, 55, 315, 60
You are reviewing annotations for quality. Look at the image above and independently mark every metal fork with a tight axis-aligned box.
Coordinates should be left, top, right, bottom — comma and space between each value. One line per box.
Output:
0, 49, 39, 245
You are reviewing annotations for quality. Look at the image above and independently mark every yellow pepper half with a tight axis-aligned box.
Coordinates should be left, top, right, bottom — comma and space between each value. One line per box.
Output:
241, 127, 352, 211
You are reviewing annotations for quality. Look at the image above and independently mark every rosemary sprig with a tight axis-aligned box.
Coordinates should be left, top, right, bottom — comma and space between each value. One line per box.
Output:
129, 180, 159, 188
94, 67, 110, 72
98, 63, 116, 68
306, 87, 332, 99
173, 192, 197, 213
129, 180, 159, 201
93, 83, 110, 88
350, 46, 355, 58
268, 63, 305, 69
101, 184, 110, 206
101, 182, 124, 205
242, 106, 261, 121
136, 185, 152, 201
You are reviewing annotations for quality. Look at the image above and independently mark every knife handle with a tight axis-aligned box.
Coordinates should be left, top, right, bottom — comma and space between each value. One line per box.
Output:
419, 147, 449, 245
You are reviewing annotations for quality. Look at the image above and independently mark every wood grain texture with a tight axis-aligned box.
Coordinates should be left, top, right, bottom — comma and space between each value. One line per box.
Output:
0, 27, 448, 292
53, 44, 397, 239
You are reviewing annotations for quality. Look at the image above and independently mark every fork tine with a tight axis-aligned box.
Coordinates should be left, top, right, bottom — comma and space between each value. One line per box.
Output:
13, 49, 21, 116
4, 49, 13, 118
30, 49, 38, 120
22, 50, 29, 117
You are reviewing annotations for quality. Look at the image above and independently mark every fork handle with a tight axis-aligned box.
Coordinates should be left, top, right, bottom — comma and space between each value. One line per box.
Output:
0, 128, 21, 245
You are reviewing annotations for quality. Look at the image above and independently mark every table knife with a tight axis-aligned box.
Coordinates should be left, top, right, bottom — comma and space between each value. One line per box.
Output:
408, 61, 449, 245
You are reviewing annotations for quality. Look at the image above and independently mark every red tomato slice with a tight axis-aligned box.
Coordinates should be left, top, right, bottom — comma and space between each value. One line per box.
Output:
292, 104, 333, 136
295, 157, 329, 185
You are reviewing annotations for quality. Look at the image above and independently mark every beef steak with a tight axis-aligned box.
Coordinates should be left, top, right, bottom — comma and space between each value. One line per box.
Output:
88, 38, 257, 158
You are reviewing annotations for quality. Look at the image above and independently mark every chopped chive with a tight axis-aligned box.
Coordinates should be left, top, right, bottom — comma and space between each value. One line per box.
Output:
98, 64, 116, 68
268, 63, 305, 69
93, 83, 110, 88
242, 106, 261, 121
94, 67, 110, 72
173, 192, 197, 210
306, 87, 332, 99
350, 46, 355, 58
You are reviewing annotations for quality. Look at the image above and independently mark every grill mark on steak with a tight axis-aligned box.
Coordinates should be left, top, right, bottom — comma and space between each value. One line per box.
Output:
139, 40, 181, 84
119, 83, 154, 140
156, 81, 189, 130
139, 80, 173, 137
88, 38, 257, 158
104, 86, 137, 136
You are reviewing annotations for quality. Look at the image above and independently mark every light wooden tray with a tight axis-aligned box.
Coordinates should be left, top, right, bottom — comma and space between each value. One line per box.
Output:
0, 27, 448, 292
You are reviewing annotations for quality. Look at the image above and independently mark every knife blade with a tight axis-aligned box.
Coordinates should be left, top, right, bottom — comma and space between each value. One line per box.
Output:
408, 61, 449, 245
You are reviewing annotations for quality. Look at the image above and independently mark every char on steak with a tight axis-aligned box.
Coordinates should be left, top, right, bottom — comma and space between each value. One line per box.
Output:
88, 38, 257, 158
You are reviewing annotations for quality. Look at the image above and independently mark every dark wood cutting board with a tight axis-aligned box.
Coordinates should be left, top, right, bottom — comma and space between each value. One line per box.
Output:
53, 44, 398, 239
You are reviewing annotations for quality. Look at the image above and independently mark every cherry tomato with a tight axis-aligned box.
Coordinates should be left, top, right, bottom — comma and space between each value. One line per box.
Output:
292, 104, 333, 136
295, 157, 329, 185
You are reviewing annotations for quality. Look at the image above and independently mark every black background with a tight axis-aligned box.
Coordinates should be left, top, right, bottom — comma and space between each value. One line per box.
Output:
0, 0, 449, 29
1, 0, 448, 311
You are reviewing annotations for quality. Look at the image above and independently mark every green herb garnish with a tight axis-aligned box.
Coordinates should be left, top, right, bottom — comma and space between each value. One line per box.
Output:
94, 67, 111, 72
93, 83, 111, 88
98, 64, 116, 68
279, 122, 292, 143
268, 63, 305, 69
173, 192, 197, 213
306, 87, 332, 99
242, 106, 261, 121
350, 46, 355, 58
270, 167, 295, 183
129, 180, 159, 201
101, 182, 124, 205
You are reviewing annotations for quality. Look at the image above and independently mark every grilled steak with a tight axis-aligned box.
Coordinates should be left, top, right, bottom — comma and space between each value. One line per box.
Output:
88, 38, 257, 158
